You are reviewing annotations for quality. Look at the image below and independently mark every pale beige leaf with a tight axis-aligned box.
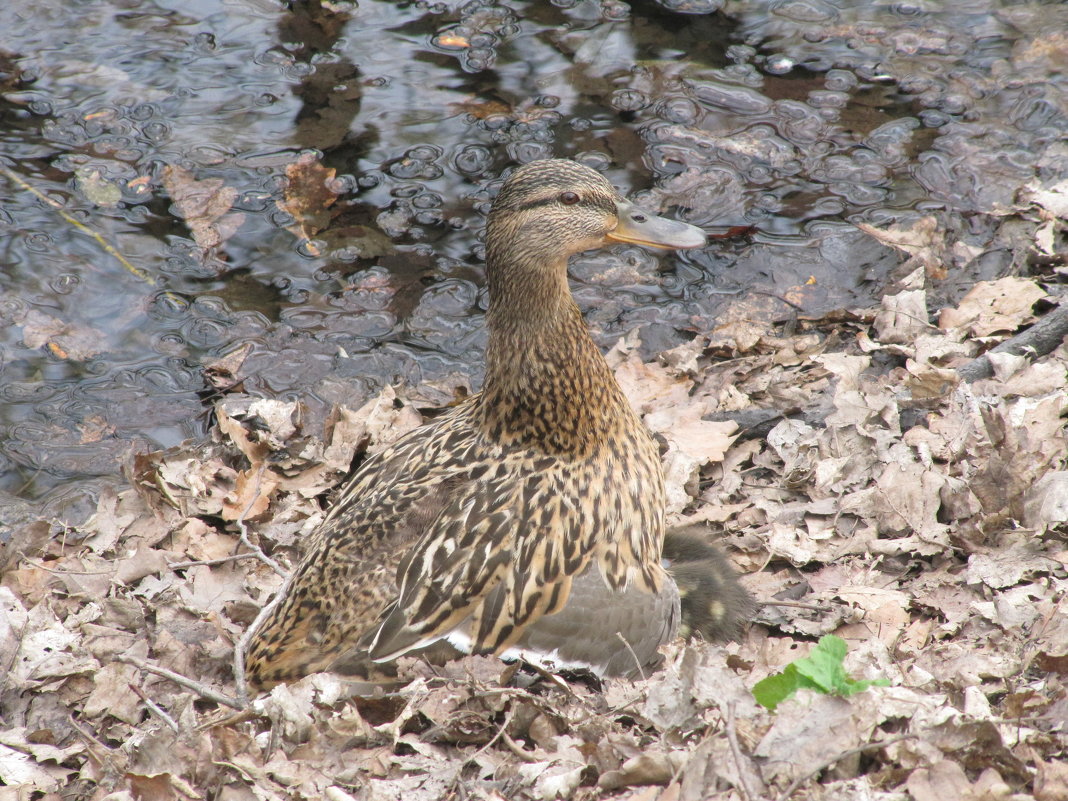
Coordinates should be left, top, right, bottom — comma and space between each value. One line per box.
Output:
874, 289, 929, 344
906, 760, 973, 801
82, 661, 142, 724
937, 277, 1046, 336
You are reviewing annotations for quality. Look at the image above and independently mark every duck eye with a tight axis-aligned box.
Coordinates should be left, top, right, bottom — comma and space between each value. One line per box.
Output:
559, 191, 580, 205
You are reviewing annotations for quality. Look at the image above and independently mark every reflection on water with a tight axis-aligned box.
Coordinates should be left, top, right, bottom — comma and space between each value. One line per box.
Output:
0, 0, 1065, 521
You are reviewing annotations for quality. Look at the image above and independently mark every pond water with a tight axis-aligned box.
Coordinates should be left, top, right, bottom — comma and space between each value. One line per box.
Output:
1, 0, 1065, 526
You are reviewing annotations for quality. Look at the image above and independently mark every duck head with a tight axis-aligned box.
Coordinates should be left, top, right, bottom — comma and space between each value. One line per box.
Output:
485, 159, 707, 269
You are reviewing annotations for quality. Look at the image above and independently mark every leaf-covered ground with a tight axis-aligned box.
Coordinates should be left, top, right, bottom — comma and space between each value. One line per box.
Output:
4, 0, 1068, 796
3, 190, 1067, 800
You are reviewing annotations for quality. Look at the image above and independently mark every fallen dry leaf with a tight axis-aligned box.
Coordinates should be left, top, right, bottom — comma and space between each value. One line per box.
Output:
873, 287, 930, 344
856, 216, 948, 279
937, 276, 1047, 337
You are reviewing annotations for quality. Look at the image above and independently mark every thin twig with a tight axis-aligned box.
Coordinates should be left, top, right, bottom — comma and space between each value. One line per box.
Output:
68, 712, 119, 772
616, 631, 647, 682
759, 600, 825, 612
774, 731, 918, 801
750, 290, 806, 314
232, 576, 290, 706
234, 461, 287, 578
167, 552, 266, 570
957, 301, 1068, 383
128, 683, 180, 733
0, 164, 156, 285
197, 708, 258, 731
118, 655, 242, 710
522, 660, 579, 697
500, 730, 541, 763
211, 459, 290, 703
23, 558, 113, 576
462, 705, 518, 766
725, 701, 758, 801
15, 463, 46, 497
213, 759, 258, 783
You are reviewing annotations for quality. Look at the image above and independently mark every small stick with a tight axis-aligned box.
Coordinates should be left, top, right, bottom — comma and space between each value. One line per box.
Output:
198, 708, 258, 731
521, 660, 578, 697
68, 712, 120, 772
128, 683, 180, 733
232, 578, 289, 705
233, 462, 287, 578
759, 600, 825, 612
23, 558, 113, 576
616, 631, 647, 683
213, 759, 257, 783
167, 552, 265, 570
118, 655, 242, 710
0, 164, 156, 285
957, 301, 1068, 383
724, 701, 758, 801
750, 290, 806, 314
500, 730, 541, 764
462, 705, 518, 765
774, 731, 918, 801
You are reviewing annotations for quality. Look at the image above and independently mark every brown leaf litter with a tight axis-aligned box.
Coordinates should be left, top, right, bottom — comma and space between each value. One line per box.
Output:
1, 269, 1067, 800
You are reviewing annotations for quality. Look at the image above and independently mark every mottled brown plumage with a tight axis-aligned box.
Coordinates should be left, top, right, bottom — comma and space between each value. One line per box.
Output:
245, 159, 713, 687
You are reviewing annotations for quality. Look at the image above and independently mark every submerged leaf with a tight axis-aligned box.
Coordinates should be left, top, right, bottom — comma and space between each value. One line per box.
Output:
162, 164, 245, 252
277, 152, 343, 240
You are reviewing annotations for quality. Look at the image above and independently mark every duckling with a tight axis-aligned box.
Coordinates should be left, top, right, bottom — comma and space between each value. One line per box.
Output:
246, 159, 715, 687
661, 526, 756, 641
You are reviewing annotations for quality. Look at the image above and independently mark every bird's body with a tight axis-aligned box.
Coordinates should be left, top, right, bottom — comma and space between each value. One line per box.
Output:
245, 159, 723, 687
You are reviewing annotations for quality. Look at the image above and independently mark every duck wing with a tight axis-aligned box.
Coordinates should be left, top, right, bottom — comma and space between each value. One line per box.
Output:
247, 403, 608, 685
364, 447, 591, 662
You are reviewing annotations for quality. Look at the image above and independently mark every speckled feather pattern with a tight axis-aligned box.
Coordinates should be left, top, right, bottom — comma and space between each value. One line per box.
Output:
246, 161, 671, 687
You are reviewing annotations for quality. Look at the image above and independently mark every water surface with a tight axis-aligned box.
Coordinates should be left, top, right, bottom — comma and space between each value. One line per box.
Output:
1, 0, 1064, 524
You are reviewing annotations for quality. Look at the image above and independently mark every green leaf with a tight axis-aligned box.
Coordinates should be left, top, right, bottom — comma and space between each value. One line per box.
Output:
752, 636, 890, 711
793, 635, 849, 693
753, 666, 800, 711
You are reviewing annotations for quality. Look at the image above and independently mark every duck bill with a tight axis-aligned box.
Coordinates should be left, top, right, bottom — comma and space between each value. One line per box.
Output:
607, 200, 707, 250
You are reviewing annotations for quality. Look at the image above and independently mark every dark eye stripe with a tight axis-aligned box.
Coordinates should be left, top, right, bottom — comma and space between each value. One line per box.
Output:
515, 197, 560, 212
514, 195, 616, 213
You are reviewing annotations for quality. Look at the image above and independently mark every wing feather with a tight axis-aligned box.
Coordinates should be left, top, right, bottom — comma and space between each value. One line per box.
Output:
367, 455, 602, 662
247, 400, 628, 685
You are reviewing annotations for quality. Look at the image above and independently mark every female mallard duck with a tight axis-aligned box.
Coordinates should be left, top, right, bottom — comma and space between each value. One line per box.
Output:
246, 159, 750, 687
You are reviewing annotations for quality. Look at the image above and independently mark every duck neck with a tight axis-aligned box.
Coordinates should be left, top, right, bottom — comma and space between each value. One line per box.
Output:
478, 244, 626, 455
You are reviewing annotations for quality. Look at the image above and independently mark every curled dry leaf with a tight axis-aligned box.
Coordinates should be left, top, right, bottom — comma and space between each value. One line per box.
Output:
1023, 177, 1068, 219
856, 216, 948, 279
598, 751, 688, 791
203, 343, 254, 390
